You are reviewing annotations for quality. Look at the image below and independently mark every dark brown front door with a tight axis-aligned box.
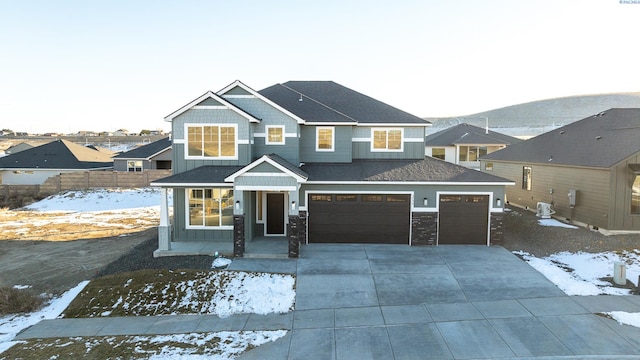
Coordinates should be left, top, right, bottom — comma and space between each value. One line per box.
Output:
266, 193, 285, 235
438, 195, 489, 245
308, 194, 410, 243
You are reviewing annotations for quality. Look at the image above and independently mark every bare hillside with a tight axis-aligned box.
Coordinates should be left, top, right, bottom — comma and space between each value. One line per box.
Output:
427, 92, 640, 134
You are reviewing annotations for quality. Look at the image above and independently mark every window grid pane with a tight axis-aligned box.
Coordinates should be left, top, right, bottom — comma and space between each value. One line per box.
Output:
220, 126, 235, 156
188, 127, 203, 156
373, 130, 387, 149
203, 126, 219, 157
388, 130, 402, 150
317, 128, 333, 150
267, 127, 283, 144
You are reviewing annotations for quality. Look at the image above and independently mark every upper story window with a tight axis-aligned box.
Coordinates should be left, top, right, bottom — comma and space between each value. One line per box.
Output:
266, 126, 285, 145
186, 124, 237, 159
431, 148, 445, 160
316, 127, 334, 151
127, 160, 143, 172
459, 146, 487, 162
522, 166, 532, 191
372, 128, 403, 151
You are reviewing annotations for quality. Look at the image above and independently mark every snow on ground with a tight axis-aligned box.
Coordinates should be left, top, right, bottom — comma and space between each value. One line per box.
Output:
0, 281, 89, 354
537, 218, 579, 229
24, 188, 169, 212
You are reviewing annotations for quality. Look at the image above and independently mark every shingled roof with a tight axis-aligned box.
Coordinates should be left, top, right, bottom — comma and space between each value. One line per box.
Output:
302, 158, 512, 183
113, 137, 171, 160
259, 81, 430, 125
482, 108, 640, 168
0, 139, 113, 169
425, 123, 522, 146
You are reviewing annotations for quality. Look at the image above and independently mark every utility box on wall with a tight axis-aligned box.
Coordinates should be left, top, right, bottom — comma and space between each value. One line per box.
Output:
568, 189, 577, 207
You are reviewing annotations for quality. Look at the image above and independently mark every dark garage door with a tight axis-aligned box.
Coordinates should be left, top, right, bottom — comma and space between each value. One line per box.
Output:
308, 194, 410, 244
438, 195, 489, 245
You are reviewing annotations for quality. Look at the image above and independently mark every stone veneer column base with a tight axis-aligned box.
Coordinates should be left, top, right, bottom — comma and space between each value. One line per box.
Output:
411, 212, 438, 246
490, 212, 505, 246
288, 215, 300, 258
233, 215, 245, 258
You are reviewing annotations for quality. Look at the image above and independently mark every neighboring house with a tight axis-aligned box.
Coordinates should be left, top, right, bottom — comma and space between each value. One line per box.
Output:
0, 139, 113, 185
481, 108, 640, 232
113, 137, 172, 171
4, 141, 51, 155
425, 123, 521, 169
113, 129, 130, 137
151, 80, 514, 257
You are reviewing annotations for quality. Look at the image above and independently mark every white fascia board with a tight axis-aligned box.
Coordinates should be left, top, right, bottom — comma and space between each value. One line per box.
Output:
304, 181, 515, 186
217, 80, 307, 125
224, 154, 307, 182
150, 182, 230, 187
145, 147, 172, 160
164, 91, 260, 123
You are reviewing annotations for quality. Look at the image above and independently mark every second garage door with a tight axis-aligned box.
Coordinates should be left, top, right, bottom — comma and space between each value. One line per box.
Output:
438, 195, 489, 245
308, 194, 410, 244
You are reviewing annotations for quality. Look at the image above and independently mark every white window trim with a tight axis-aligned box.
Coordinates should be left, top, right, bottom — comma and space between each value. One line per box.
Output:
371, 128, 404, 152
185, 188, 234, 230
316, 126, 335, 152
265, 125, 286, 145
127, 160, 143, 172
184, 123, 239, 160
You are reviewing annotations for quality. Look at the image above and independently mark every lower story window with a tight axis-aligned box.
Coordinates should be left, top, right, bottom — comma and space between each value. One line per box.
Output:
188, 188, 234, 227
127, 160, 143, 172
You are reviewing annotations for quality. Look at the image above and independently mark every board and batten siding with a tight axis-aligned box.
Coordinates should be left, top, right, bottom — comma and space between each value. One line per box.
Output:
299, 125, 352, 163
485, 161, 610, 229
352, 126, 425, 160
609, 151, 640, 231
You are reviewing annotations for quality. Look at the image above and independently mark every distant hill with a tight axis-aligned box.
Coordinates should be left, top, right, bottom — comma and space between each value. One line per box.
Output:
426, 92, 640, 137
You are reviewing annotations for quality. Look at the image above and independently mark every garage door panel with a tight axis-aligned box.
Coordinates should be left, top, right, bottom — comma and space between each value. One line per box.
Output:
308, 194, 409, 244
438, 195, 489, 245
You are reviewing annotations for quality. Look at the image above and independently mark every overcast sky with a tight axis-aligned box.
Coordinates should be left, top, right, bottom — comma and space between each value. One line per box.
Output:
1, 0, 638, 134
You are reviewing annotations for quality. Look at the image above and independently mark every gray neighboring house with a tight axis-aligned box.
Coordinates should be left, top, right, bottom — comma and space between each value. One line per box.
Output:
152, 80, 514, 257
481, 108, 640, 233
425, 123, 521, 169
113, 137, 172, 172
0, 139, 113, 185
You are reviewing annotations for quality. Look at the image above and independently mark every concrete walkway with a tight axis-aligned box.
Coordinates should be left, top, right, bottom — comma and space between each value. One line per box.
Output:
15, 244, 640, 359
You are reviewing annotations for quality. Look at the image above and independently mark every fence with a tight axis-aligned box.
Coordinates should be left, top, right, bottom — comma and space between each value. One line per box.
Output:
1, 170, 172, 208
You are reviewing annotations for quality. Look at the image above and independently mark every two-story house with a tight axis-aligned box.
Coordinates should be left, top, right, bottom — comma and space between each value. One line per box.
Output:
151, 81, 514, 257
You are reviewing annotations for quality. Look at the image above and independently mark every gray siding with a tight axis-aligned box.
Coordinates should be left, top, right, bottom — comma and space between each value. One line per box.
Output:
609, 151, 640, 230
235, 175, 297, 188
352, 126, 425, 160
299, 125, 352, 163
172, 144, 251, 174
484, 161, 611, 229
252, 137, 299, 165
172, 188, 234, 242
171, 109, 251, 141
224, 97, 301, 164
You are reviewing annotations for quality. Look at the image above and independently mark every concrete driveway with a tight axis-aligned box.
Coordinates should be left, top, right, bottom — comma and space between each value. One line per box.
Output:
231, 244, 640, 359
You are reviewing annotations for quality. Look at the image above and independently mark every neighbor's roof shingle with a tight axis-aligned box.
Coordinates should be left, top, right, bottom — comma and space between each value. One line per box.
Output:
259, 81, 430, 125
113, 137, 172, 160
425, 123, 522, 146
0, 140, 113, 169
482, 108, 640, 168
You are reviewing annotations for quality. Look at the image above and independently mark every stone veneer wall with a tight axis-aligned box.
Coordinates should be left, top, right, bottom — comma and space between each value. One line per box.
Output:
490, 212, 504, 246
287, 215, 300, 258
411, 212, 437, 245
298, 211, 307, 244
233, 215, 245, 257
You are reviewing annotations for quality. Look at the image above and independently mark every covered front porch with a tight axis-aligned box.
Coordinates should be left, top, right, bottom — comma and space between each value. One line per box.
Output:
153, 236, 290, 258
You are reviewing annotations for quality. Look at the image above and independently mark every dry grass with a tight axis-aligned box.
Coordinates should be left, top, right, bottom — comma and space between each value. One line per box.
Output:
0, 331, 285, 359
0, 208, 158, 241
0, 287, 44, 316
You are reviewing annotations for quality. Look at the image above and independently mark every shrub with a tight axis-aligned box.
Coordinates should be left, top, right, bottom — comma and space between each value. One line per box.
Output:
0, 286, 44, 315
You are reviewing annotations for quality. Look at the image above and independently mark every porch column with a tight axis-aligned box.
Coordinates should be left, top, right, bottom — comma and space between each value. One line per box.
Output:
158, 188, 171, 251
